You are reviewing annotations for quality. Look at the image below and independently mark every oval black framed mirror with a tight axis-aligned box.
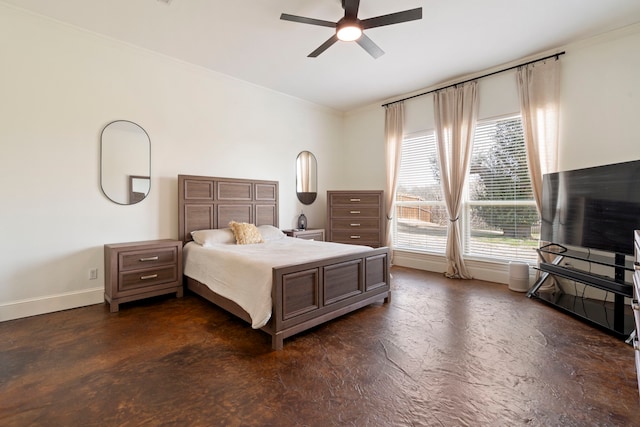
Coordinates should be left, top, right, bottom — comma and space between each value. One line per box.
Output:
100, 120, 151, 205
296, 150, 317, 205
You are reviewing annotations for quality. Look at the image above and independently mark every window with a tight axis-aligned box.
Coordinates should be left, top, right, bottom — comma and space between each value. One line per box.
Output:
393, 131, 447, 253
394, 116, 539, 264
466, 116, 539, 263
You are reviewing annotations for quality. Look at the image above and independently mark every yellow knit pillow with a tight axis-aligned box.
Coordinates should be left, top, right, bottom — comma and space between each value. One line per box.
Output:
229, 221, 264, 245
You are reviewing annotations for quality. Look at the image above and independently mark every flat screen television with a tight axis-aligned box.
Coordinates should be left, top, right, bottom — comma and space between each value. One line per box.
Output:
540, 159, 640, 256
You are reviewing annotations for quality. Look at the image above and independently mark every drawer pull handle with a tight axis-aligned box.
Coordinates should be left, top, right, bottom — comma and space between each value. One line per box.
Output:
350, 198, 361, 202
350, 223, 361, 227
140, 274, 158, 280
350, 211, 361, 214
140, 256, 159, 262
350, 235, 361, 239
633, 300, 640, 311
635, 261, 640, 271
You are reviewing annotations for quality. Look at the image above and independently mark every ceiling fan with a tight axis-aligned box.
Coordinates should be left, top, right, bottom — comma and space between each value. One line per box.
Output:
280, 0, 422, 59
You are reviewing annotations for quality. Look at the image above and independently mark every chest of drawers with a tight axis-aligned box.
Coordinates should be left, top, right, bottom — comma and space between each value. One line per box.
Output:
327, 190, 384, 248
632, 230, 640, 394
104, 239, 183, 312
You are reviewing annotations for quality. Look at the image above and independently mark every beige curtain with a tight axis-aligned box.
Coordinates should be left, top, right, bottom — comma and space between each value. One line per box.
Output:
434, 82, 478, 279
516, 58, 560, 288
384, 102, 405, 251
516, 58, 560, 211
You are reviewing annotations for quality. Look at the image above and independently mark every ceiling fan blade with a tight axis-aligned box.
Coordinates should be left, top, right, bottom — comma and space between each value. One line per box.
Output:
361, 8, 422, 29
356, 34, 384, 59
342, 0, 360, 20
280, 13, 336, 28
308, 35, 340, 57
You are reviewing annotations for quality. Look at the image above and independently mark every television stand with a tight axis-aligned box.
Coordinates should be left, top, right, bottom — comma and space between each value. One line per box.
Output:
528, 245, 634, 340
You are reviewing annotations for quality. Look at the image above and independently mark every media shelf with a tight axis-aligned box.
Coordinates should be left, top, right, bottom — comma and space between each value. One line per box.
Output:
537, 246, 636, 272
528, 244, 634, 339
532, 291, 634, 340
537, 262, 633, 297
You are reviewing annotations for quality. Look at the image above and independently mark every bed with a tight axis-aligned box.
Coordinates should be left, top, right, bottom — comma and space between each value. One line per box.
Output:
178, 174, 391, 350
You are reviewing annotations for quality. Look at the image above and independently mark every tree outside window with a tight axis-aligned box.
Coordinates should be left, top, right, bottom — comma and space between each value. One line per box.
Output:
469, 118, 539, 239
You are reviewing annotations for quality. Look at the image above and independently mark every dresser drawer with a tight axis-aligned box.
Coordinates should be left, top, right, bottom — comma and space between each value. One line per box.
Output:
331, 230, 381, 244
632, 303, 640, 340
119, 265, 179, 292
330, 206, 381, 218
331, 218, 380, 230
119, 247, 178, 271
634, 230, 640, 396
330, 193, 382, 206
635, 232, 640, 284
635, 337, 640, 393
634, 265, 640, 330
332, 238, 381, 247
635, 231, 640, 312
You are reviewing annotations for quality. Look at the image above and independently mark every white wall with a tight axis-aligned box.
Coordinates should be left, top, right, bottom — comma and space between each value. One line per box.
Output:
343, 23, 640, 284
559, 25, 640, 170
0, 4, 345, 320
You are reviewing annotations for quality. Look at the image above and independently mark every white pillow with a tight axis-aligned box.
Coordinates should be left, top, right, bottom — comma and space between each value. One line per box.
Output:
258, 225, 286, 241
191, 228, 236, 246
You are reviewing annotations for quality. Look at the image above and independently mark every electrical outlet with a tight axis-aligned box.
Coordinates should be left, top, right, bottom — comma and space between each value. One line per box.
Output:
89, 268, 98, 280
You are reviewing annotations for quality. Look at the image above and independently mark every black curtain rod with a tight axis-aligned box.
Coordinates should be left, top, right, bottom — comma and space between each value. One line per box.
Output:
381, 51, 566, 108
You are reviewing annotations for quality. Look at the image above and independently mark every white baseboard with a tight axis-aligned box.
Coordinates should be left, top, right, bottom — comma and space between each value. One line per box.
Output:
0, 287, 104, 322
392, 250, 535, 288
393, 250, 448, 274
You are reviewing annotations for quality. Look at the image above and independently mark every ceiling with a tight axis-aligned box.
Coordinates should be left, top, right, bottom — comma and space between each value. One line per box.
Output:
5, 0, 640, 111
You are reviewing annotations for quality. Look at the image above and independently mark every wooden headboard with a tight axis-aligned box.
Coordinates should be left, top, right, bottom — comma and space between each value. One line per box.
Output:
178, 175, 279, 244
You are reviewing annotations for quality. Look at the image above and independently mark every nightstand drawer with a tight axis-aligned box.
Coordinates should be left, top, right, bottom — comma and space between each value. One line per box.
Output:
119, 265, 178, 292
282, 229, 325, 241
295, 231, 324, 241
119, 247, 178, 271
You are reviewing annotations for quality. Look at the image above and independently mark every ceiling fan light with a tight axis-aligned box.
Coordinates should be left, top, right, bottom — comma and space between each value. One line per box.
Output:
337, 24, 362, 41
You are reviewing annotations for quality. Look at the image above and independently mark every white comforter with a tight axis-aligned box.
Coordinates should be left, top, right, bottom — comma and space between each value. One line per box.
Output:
183, 237, 372, 328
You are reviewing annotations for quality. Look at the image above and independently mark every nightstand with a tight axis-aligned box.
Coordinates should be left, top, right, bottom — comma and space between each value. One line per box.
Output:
104, 239, 183, 312
283, 229, 325, 241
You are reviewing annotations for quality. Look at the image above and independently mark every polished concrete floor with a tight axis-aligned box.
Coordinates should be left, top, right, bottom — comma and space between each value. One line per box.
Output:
1, 266, 639, 426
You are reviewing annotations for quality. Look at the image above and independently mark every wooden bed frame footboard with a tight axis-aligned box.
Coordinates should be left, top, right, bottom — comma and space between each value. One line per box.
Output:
186, 247, 390, 350
270, 247, 390, 350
